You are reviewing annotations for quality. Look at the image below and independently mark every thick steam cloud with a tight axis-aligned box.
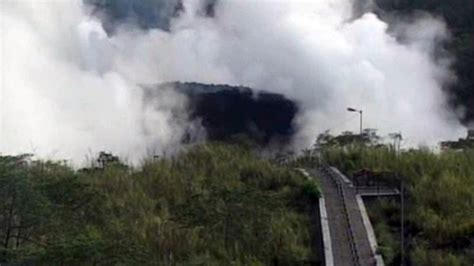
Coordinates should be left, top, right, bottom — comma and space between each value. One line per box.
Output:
0, 1, 190, 164
0, 0, 465, 163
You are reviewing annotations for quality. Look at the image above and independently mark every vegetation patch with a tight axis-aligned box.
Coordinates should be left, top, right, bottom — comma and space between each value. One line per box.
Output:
0, 143, 320, 265
323, 144, 474, 265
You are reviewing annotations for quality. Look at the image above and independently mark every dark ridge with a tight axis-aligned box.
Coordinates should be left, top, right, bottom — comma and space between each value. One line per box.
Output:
146, 82, 298, 146
84, 0, 183, 33
352, 0, 375, 19
84, 0, 216, 34
373, 0, 474, 124
203, 0, 218, 17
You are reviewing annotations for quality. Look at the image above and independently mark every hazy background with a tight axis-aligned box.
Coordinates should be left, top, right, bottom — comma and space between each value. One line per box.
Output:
0, 0, 466, 164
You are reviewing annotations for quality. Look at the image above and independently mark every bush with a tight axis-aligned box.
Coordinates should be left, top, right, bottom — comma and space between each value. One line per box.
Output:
302, 180, 321, 203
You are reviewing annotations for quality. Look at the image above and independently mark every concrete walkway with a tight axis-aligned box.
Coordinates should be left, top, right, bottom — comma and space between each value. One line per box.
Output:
309, 167, 376, 266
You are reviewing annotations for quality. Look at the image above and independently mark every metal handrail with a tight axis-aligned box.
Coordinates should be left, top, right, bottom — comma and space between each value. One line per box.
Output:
320, 162, 361, 266
338, 183, 361, 266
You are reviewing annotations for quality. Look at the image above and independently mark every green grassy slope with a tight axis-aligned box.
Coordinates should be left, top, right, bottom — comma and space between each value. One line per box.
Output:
0, 143, 320, 265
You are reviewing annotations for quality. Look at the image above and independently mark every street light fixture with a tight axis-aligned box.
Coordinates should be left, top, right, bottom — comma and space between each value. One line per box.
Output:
347, 107, 363, 135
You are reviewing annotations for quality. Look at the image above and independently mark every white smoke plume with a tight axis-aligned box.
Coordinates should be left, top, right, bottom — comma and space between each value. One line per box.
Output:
0, 0, 465, 163
0, 1, 190, 164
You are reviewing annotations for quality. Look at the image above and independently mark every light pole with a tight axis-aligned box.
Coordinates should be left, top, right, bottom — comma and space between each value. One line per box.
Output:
347, 107, 363, 135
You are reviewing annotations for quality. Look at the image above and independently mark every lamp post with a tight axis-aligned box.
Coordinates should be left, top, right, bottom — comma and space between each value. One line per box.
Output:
347, 107, 363, 135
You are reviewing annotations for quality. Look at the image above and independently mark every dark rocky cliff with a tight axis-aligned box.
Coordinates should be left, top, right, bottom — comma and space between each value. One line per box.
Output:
145, 82, 298, 146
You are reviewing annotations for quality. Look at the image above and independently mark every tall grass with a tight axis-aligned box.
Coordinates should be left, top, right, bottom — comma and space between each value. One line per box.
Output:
0, 143, 320, 265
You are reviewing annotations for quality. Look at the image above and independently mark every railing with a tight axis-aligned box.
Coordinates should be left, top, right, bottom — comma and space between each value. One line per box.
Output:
319, 162, 361, 266
337, 182, 361, 266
